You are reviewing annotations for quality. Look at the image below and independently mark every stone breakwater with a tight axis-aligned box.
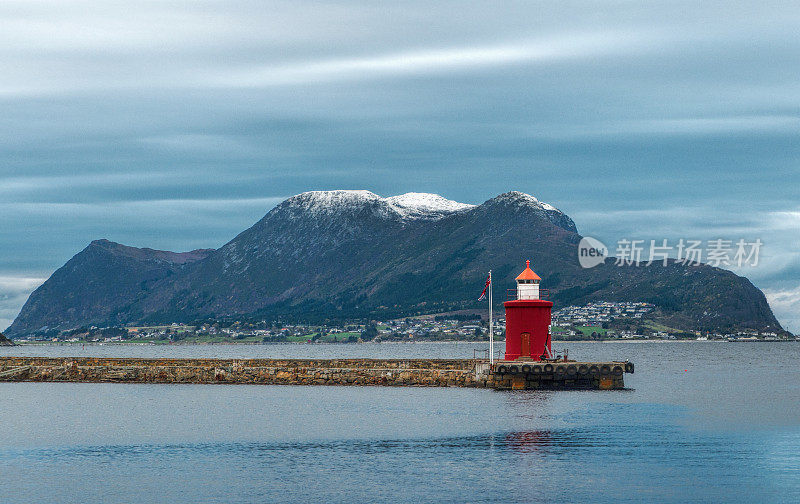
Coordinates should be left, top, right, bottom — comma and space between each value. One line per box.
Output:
0, 357, 484, 387
0, 357, 629, 389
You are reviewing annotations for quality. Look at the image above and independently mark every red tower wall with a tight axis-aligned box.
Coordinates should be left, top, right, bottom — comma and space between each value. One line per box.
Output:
503, 299, 553, 361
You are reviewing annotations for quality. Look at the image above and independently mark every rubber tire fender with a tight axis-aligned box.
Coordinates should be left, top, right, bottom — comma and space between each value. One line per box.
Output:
612, 365, 624, 376
521, 364, 531, 374
578, 364, 589, 375
624, 362, 634, 374
543, 363, 554, 373
566, 365, 577, 376
600, 364, 611, 376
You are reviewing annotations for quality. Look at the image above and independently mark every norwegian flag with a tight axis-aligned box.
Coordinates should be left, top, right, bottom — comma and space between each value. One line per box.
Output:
477, 275, 491, 301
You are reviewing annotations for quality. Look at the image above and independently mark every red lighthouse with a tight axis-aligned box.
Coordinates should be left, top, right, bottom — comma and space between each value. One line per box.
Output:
503, 260, 553, 361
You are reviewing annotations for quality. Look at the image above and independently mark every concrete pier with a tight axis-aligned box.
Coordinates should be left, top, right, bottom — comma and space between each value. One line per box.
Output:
488, 360, 633, 390
0, 357, 632, 389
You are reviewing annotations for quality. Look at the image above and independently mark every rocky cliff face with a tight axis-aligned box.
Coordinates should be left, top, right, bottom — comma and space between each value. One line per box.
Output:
6, 191, 783, 335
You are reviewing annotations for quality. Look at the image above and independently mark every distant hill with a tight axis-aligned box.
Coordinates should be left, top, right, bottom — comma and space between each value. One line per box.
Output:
6, 191, 783, 336
7, 242, 213, 336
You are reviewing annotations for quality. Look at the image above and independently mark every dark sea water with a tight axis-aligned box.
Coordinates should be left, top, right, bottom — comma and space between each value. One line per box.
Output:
2, 341, 799, 503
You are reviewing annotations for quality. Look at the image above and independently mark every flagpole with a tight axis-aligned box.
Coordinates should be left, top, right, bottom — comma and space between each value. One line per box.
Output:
488, 270, 493, 365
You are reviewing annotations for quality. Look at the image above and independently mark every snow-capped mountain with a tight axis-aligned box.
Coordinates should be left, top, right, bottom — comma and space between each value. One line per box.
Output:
281, 190, 474, 221
277, 190, 575, 232
7, 191, 782, 336
385, 192, 475, 219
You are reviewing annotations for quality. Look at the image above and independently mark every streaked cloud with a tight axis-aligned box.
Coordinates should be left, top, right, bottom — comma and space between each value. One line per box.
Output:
540, 115, 800, 140
212, 32, 651, 88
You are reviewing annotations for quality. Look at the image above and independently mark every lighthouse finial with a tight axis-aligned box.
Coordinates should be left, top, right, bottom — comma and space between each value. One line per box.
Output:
526, 259, 530, 268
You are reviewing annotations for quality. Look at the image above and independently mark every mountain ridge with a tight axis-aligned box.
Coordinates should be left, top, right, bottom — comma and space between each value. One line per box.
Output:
6, 191, 783, 336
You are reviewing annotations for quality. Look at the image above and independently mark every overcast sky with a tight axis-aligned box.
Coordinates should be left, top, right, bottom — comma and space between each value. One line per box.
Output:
1, 0, 799, 331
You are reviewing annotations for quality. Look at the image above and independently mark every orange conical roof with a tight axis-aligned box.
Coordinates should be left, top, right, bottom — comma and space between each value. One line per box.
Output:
515, 260, 541, 281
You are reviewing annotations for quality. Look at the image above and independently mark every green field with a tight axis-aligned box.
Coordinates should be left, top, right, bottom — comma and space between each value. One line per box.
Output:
574, 325, 607, 337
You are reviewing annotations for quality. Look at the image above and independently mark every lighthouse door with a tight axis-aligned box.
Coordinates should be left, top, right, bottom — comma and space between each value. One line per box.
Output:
520, 332, 531, 358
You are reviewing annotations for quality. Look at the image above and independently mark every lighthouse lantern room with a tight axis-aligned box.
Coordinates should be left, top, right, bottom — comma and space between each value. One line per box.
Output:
515, 260, 541, 300
503, 260, 553, 361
